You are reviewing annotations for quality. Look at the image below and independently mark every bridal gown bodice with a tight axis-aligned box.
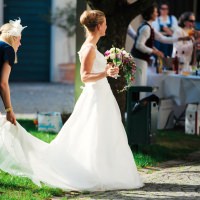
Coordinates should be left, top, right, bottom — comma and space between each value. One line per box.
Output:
0, 44, 143, 191
79, 44, 107, 73
78, 44, 108, 87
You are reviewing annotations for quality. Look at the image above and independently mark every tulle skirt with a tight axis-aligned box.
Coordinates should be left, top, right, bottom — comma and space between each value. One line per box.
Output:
0, 78, 143, 191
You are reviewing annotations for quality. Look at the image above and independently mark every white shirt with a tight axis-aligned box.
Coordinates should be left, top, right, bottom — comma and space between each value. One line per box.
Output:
172, 26, 194, 65
135, 21, 178, 54
127, 25, 137, 40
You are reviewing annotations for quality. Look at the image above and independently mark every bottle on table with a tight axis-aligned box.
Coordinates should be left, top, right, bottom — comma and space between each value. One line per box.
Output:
179, 51, 185, 72
173, 51, 179, 74
156, 56, 163, 73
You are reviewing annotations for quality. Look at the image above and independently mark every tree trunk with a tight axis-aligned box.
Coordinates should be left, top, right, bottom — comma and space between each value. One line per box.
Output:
86, 0, 155, 123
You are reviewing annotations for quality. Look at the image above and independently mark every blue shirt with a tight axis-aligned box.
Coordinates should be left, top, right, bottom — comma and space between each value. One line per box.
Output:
0, 40, 15, 75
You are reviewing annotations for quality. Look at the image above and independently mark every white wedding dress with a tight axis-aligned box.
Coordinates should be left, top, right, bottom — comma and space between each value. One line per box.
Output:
0, 44, 143, 191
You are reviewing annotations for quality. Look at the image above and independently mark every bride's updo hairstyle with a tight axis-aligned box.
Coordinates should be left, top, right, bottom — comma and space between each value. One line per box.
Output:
80, 10, 105, 32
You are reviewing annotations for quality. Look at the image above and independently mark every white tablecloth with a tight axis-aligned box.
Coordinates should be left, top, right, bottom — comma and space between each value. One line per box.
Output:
147, 73, 200, 106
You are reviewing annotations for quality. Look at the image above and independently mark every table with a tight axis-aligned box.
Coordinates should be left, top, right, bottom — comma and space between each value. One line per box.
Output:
147, 73, 200, 106
147, 73, 200, 128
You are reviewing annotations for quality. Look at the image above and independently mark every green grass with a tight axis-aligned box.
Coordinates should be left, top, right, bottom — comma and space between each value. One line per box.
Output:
0, 172, 64, 200
1, 119, 200, 199
134, 129, 200, 168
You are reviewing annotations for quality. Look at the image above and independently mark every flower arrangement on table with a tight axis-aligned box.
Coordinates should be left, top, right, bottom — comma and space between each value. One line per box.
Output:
104, 47, 137, 92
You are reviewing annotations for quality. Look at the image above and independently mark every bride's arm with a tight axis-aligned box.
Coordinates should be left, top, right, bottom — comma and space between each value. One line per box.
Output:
80, 46, 116, 83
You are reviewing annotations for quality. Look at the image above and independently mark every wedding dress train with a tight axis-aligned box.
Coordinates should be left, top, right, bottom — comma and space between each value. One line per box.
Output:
0, 44, 143, 191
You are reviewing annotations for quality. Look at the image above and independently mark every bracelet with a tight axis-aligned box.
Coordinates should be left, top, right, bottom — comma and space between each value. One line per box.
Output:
5, 107, 12, 113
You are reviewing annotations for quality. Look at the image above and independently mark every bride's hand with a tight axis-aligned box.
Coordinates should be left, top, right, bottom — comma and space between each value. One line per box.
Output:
105, 64, 119, 77
110, 65, 119, 78
113, 66, 119, 74
105, 63, 114, 77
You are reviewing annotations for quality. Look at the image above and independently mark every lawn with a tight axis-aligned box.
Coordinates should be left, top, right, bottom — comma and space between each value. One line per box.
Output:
134, 128, 200, 168
0, 119, 200, 199
0, 174, 65, 200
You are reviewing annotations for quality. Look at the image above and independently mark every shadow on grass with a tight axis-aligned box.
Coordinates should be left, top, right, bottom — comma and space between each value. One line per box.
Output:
133, 129, 200, 168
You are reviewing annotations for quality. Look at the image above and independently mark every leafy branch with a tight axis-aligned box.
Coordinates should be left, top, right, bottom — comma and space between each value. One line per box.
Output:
49, 3, 76, 37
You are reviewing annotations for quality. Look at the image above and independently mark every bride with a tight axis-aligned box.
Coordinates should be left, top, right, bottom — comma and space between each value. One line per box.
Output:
0, 10, 143, 191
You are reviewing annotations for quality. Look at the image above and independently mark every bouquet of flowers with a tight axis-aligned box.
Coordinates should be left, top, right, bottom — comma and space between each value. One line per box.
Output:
104, 46, 137, 92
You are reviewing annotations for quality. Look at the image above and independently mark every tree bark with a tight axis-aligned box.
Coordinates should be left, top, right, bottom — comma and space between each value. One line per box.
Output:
86, 0, 155, 123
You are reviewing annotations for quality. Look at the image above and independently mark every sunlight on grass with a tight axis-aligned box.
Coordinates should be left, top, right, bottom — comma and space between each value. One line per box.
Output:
134, 152, 157, 168
0, 170, 64, 200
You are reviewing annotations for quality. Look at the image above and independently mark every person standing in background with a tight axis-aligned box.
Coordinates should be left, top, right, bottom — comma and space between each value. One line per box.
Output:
152, 1, 178, 57
131, 3, 182, 89
172, 12, 196, 72
131, 3, 190, 102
